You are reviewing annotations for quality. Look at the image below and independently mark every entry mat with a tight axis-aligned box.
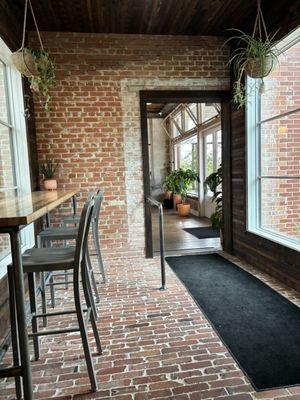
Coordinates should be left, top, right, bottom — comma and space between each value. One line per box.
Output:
183, 226, 219, 239
166, 254, 300, 391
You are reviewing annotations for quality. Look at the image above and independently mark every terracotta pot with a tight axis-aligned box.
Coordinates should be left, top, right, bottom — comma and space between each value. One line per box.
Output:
178, 203, 190, 217
173, 194, 182, 210
245, 55, 275, 78
163, 191, 172, 200
43, 179, 57, 191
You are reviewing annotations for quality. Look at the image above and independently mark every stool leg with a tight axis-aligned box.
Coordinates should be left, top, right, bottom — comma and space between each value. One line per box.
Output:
40, 272, 48, 327
85, 254, 98, 318
82, 263, 102, 354
73, 265, 98, 392
28, 272, 40, 360
38, 236, 48, 327
92, 222, 106, 283
86, 249, 100, 304
7, 265, 23, 400
45, 239, 56, 308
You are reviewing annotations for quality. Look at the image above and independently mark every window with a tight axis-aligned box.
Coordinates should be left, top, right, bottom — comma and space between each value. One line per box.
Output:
184, 103, 197, 131
204, 129, 222, 187
175, 135, 198, 194
247, 27, 300, 251
0, 38, 34, 278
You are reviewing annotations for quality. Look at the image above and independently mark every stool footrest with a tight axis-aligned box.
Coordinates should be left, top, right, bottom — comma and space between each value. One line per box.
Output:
46, 281, 74, 286
0, 366, 22, 378
29, 327, 80, 337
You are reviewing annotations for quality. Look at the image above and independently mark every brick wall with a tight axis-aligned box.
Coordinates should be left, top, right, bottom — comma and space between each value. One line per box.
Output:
29, 32, 230, 257
260, 41, 300, 241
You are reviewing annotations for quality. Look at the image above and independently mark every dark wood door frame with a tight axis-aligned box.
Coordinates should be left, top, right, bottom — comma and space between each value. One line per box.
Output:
140, 90, 232, 258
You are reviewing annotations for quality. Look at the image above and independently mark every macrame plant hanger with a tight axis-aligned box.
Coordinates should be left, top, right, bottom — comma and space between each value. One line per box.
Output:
249, 0, 273, 93
252, 0, 269, 43
12, 0, 44, 77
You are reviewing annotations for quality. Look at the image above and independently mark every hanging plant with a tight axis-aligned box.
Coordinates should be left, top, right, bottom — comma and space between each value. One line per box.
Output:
10, 0, 56, 113
225, 0, 279, 108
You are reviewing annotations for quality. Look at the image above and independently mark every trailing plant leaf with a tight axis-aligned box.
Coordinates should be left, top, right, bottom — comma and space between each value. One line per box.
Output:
27, 49, 56, 112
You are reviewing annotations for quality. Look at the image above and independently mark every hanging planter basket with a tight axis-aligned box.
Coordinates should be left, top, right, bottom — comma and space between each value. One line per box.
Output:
245, 54, 276, 78
11, 48, 38, 77
10, 0, 56, 113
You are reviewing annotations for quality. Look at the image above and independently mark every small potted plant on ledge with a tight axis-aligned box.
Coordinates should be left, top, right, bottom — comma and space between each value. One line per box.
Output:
204, 165, 223, 244
163, 169, 199, 216
39, 160, 58, 190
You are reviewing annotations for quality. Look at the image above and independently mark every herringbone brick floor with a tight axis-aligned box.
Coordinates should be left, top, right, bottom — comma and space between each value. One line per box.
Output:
1, 253, 300, 399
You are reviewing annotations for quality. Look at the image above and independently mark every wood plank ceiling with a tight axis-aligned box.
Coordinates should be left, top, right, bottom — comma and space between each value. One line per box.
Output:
6, 0, 300, 38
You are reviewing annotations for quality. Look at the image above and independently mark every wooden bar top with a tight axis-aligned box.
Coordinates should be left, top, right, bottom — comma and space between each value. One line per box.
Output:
0, 190, 77, 227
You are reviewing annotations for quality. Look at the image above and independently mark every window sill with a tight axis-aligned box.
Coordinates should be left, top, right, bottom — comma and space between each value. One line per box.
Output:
247, 227, 300, 253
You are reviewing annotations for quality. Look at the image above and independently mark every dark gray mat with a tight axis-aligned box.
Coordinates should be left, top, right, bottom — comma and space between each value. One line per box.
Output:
166, 254, 300, 391
183, 226, 219, 239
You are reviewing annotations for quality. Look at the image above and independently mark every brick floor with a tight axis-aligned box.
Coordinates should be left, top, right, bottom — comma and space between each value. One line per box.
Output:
0, 252, 300, 399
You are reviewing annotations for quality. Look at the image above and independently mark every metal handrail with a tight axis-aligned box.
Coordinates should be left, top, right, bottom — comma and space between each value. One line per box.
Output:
146, 196, 166, 290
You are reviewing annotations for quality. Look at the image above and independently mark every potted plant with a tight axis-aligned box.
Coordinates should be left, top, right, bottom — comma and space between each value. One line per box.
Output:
10, 0, 56, 113
39, 160, 59, 190
225, 1, 279, 108
12, 48, 56, 112
163, 169, 199, 216
161, 174, 173, 209
204, 165, 223, 244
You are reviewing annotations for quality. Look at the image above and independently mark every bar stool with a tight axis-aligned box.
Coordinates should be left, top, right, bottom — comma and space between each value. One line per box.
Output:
37, 192, 104, 325
7, 199, 102, 395
62, 189, 106, 284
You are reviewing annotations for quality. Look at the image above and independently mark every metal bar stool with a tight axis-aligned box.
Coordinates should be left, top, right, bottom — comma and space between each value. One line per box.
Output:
7, 199, 102, 396
63, 189, 106, 284
37, 192, 104, 325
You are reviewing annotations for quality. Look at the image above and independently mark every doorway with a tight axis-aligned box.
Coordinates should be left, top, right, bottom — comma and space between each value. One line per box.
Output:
140, 91, 232, 258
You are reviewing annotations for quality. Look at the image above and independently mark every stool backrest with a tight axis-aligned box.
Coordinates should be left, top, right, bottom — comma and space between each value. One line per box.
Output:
74, 199, 94, 267
92, 190, 104, 225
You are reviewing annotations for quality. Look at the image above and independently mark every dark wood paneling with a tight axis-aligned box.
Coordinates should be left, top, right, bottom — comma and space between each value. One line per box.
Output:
7, 0, 300, 37
231, 109, 300, 290
221, 100, 232, 253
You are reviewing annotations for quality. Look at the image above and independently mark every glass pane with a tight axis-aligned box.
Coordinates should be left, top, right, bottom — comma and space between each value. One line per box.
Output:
0, 233, 10, 261
185, 104, 197, 130
202, 103, 219, 123
0, 61, 9, 123
260, 178, 300, 243
0, 124, 15, 189
178, 135, 198, 192
205, 134, 214, 177
172, 121, 180, 138
260, 111, 300, 177
261, 39, 300, 121
217, 130, 222, 168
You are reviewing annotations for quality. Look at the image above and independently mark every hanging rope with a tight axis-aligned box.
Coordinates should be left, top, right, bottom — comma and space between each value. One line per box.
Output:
19, 0, 44, 51
252, 0, 269, 41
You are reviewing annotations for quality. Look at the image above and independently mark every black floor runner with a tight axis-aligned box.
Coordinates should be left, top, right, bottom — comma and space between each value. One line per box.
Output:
166, 254, 300, 391
183, 226, 219, 239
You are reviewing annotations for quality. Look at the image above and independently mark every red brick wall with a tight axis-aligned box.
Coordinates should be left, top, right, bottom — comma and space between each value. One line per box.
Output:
30, 32, 230, 257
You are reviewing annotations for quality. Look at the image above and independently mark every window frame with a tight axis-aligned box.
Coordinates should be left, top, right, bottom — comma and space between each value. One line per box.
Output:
246, 27, 300, 252
0, 38, 34, 279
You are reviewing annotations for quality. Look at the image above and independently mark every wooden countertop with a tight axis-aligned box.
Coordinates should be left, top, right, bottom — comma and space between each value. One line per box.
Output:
0, 190, 77, 227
